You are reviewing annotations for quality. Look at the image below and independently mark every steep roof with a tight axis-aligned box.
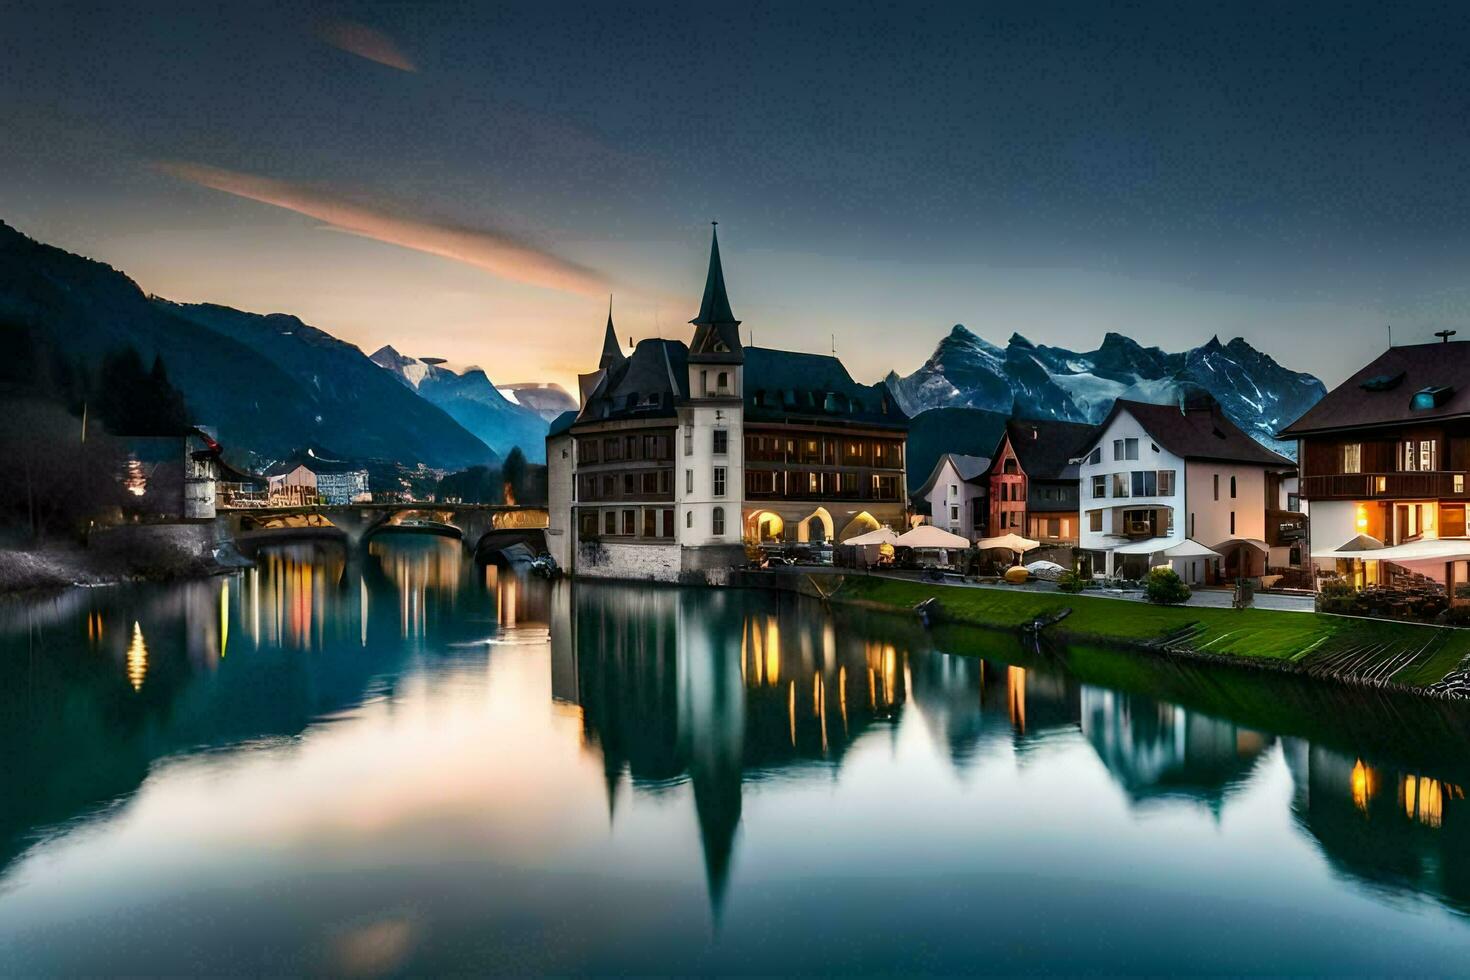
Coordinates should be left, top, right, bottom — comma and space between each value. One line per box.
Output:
547, 410, 577, 439
1278, 341, 1470, 437
998, 418, 1096, 480
1105, 398, 1294, 466
743, 347, 908, 430
689, 225, 743, 363
599, 298, 625, 371
576, 339, 689, 423
913, 452, 992, 500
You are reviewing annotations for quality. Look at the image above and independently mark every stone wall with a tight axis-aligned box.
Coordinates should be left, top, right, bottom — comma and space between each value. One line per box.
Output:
574, 540, 684, 583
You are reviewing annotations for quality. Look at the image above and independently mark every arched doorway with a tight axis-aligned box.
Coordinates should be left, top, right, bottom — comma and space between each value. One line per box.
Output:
796, 506, 835, 544
746, 510, 785, 543
838, 511, 880, 543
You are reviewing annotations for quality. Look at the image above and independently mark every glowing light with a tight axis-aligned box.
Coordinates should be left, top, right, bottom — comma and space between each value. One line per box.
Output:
1350, 759, 1375, 812
1356, 505, 1369, 530
219, 579, 229, 660
126, 621, 148, 692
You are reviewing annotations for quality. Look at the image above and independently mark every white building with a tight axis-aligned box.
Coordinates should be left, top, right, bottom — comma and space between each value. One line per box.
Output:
1075, 397, 1297, 583
913, 453, 990, 540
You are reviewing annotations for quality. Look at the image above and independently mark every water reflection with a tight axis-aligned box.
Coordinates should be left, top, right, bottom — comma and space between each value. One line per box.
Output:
3, 545, 1470, 971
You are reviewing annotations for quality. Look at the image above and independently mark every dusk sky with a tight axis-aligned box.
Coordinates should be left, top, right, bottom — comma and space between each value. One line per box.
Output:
5, 1, 1470, 391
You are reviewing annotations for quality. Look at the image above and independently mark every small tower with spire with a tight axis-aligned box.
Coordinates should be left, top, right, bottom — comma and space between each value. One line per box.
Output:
599, 295, 625, 371
681, 223, 745, 557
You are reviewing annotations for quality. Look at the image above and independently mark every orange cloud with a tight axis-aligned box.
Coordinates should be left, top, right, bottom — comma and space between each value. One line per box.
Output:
316, 18, 416, 72
156, 161, 606, 297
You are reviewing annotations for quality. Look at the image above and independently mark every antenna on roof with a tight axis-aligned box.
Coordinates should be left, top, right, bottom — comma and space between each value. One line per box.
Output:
1436, 329, 1457, 344
831, 333, 836, 357
1387, 324, 1392, 348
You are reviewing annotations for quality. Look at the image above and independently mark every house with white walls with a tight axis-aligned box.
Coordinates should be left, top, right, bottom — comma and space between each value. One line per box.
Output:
1076, 396, 1297, 583
913, 453, 990, 541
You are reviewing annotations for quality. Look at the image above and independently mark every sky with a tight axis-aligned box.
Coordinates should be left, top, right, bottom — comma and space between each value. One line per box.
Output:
4, 1, 1470, 392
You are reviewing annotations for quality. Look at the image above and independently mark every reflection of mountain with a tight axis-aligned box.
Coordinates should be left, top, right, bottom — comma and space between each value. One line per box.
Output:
0, 536, 526, 878
1284, 740, 1470, 915
1081, 688, 1274, 812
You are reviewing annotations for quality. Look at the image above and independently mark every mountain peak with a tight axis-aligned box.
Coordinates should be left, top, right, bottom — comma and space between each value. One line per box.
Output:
948, 323, 977, 341
1008, 332, 1035, 349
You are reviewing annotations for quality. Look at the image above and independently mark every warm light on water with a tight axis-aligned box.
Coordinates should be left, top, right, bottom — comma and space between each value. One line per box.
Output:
2, 535, 1470, 973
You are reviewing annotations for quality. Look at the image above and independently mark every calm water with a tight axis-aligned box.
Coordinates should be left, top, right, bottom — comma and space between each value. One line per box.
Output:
3, 537, 1470, 974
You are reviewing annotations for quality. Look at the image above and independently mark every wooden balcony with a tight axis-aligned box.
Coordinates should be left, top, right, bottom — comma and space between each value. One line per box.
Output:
1300, 472, 1470, 501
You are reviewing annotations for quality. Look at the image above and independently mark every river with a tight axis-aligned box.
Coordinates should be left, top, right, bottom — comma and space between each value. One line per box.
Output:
1, 536, 1469, 974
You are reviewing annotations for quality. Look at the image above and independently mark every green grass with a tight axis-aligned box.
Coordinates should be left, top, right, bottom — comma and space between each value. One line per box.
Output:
835, 577, 1470, 687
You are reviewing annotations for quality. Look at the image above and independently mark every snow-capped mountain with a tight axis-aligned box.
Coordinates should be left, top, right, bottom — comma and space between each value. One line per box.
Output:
371, 347, 552, 462
886, 326, 1325, 457
495, 382, 578, 422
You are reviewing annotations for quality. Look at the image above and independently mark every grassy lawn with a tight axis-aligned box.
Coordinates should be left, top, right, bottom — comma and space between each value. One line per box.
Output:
834, 577, 1470, 687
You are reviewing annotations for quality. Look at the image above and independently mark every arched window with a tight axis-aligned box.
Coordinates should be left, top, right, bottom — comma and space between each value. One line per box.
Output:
717, 371, 729, 393
686, 511, 693, 529
712, 507, 726, 535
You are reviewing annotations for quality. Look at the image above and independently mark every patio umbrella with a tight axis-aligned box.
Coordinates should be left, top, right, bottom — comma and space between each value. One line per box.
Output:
894, 525, 972, 549
1162, 538, 1222, 559
975, 533, 1041, 563
844, 527, 900, 546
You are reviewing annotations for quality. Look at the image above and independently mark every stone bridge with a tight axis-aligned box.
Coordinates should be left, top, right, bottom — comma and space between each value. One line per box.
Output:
216, 503, 549, 557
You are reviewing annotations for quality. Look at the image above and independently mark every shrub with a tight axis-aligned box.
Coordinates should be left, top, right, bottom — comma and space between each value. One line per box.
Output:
1144, 567, 1191, 605
1057, 569, 1088, 593
1316, 579, 1357, 615
1003, 565, 1030, 584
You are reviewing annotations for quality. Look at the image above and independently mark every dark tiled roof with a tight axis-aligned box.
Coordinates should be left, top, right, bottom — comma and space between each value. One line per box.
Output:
914, 453, 992, 500
576, 339, 689, 423
1278, 341, 1470, 437
1001, 418, 1096, 479
1105, 398, 1294, 466
742, 347, 908, 429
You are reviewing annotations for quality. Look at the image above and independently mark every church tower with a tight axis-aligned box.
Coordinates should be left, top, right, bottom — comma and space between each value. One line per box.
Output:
680, 224, 746, 567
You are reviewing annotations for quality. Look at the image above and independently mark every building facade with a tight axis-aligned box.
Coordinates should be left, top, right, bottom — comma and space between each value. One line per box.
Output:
1076, 397, 1297, 582
552, 227, 910, 583
981, 418, 1093, 563
1280, 340, 1470, 594
914, 453, 990, 541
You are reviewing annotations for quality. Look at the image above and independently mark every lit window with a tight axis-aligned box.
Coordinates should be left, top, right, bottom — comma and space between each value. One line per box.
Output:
1457, 475, 1466, 494
1343, 443, 1362, 473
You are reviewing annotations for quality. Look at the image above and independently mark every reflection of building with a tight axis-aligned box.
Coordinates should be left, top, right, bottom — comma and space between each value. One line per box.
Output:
1081, 687, 1273, 811
1283, 740, 1470, 914
1075, 397, 1298, 582
550, 228, 909, 583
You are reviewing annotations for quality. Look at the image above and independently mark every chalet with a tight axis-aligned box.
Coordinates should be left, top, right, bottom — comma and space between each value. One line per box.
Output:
981, 418, 1094, 562
1280, 339, 1470, 594
548, 227, 909, 583
913, 453, 990, 541
1076, 397, 1298, 582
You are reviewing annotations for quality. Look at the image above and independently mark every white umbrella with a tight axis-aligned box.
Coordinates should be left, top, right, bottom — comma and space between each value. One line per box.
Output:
844, 526, 900, 546
975, 533, 1041, 554
1162, 538, 1222, 559
895, 525, 972, 549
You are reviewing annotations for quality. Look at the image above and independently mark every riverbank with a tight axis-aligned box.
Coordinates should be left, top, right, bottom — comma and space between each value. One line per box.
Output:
0, 524, 245, 597
810, 575, 1470, 695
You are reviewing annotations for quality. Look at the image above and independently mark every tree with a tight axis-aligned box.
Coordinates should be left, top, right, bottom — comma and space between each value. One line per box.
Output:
0, 396, 124, 540
94, 346, 190, 436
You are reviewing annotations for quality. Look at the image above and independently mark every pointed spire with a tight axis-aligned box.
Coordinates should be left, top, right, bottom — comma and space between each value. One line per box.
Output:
692, 223, 739, 327
688, 223, 744, 363
599, 294, 624, 370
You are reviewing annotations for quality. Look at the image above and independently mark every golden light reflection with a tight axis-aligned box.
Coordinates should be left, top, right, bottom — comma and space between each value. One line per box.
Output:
788, 680, 796, 746
838, 665, 848, 734
126, 621, 148, 692
86, 609, 104, 646
219, 579, 230, 660
1351, 759, 1376, 813
1008, 665, 1027, 733
1399, 773, 1463, 828
372, 539, 460, 638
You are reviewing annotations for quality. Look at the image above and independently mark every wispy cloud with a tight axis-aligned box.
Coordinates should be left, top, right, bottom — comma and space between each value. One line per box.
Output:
316, 18, 417, 72
156, 160, 606, 297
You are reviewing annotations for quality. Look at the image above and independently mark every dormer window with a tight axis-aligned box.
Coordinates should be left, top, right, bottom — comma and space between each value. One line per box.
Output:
1412, 386, 1453, 411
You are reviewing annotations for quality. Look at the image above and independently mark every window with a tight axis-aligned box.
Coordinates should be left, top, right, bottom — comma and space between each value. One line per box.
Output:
686, 469, 693, 494
713, 467, 726, 496
1089, 510, 1103, 532
1112, 473, 1130, 498
1117, 438, 1138, 460
713, 429, 728, 454
641, 472, 660, 494
1131, 471, 1157, 497
642, 509, 657, 537
1046, 518, 1061, 538
1230, 475, 1237, 499
684, 429, 693, 456
686, 510, 693, 529
1343, 443, 1362, 473
1158, 470, 1176, 496
1229, 511, 1236, 535
623, 473, 635, 495
579, 511, 599, 538
622, 509, 635, 535
604, 510, 617, 535
1092, 475, 1106, 499
1088, 448, 1102, 465
716, 371, 729, 393
1457, 476, 1466, 495
1190, 512, 1195, 537
700, 370, 708, 395
712, 507, 725, 535
662, 509, 675, 538
1288, 492, 1301, 511
950, 483, 959, 498
1401, 439, 1437, 472
1213, 474, 1220, 501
